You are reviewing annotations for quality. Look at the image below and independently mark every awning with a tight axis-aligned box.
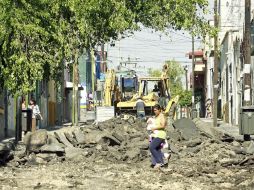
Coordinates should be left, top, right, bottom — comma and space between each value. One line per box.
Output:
188, 50, 204, 59
65, 81, 84, 90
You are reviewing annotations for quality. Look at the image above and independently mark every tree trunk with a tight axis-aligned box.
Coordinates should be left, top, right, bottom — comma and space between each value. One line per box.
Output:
72, 49, 79, 126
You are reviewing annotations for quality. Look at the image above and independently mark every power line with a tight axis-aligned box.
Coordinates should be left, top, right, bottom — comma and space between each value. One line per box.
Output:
168, 30, 192, 40
219, 5, 244, 7
134, 35, 201, 43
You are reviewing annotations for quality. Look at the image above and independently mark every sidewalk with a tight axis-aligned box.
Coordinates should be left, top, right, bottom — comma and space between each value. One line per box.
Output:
199, 118, 246, 141
216, 122, 243, 140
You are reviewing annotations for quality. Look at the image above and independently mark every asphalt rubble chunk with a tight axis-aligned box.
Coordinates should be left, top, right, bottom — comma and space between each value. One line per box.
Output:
0, 139, 15, 166
2, 117, 254, 189
3, 117, 149, 166
0, 117, 252, 167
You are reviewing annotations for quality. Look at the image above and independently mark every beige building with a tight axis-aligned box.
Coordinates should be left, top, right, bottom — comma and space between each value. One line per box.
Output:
204, 0, 254, 125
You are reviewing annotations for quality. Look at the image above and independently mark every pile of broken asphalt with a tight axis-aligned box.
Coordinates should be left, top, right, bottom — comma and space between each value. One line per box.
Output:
2, 117, 254, 171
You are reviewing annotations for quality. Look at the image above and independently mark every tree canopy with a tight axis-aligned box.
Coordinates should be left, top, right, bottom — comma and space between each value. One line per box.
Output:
148, 60, 192, 107
0, 0, 210, 96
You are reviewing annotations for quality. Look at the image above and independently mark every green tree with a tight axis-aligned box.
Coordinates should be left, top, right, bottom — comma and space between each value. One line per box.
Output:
0, 0, 67, 95
148, 68, 161, 77
179, 90, 192, 107
165, 60, 184, 97
57, 0, 138, 125
148, 60, 192, 106
0, 0, 212, 97
125, 0, 211, 33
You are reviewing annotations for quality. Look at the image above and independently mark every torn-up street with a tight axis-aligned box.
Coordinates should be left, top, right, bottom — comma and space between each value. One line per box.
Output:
1, 118, 254, 190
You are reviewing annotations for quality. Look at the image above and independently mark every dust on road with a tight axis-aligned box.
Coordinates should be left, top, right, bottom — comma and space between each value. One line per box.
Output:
1, 117, 254, 190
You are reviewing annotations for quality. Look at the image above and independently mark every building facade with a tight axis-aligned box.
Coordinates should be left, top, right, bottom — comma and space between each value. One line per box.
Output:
204, 0, 254, 125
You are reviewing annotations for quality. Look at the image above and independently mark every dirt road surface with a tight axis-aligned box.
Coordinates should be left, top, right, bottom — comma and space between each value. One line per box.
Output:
1, 118, 254, 190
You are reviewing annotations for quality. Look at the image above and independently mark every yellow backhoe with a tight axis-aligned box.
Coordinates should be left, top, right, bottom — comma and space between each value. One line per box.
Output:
116, 64, 180, 116
103, 69, 120, 107
102, 69, 138, 107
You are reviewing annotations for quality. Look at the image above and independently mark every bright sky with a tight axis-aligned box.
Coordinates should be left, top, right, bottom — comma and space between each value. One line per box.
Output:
106, 0, 214, 75
107, 28, 202, 70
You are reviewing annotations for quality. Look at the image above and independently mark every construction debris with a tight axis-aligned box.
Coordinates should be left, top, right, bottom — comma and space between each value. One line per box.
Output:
1, 118, 254, 189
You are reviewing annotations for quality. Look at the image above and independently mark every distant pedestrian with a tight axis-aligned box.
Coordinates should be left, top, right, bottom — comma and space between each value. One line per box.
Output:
135, 97, 145, 119
21, 97, 26, 110
29, 99, 43, 132
206, 99, 212, 118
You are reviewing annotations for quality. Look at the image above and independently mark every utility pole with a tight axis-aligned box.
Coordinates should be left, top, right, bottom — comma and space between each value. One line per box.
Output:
192, 34, 195, 114
101, 43, 105, 105
185, 66, 188, 91
184, 65, 189, 118
91, 49, 95, 95
13, 95, 22, 143
244, 0, 251, 106
213, 0, 219, 127
4, 89, 8, 138
90, 48, 95, 114
101, 43, 105, 72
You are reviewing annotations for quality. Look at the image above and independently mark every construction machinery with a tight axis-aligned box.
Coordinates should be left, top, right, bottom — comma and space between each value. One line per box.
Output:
103, 69, 138, 105
103, 69, 120, 107
116, 70, 138, 101
95, 69, 120, 122
116, 76, 171, 114
102, 64, 179, 118
116, 64, 179, 116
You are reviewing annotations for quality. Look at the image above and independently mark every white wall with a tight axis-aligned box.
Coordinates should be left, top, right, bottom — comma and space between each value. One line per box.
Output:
204, 20, 214, 104
202, 0, 253, 122
217, 0, 246, 125
219, 0, 244, 44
